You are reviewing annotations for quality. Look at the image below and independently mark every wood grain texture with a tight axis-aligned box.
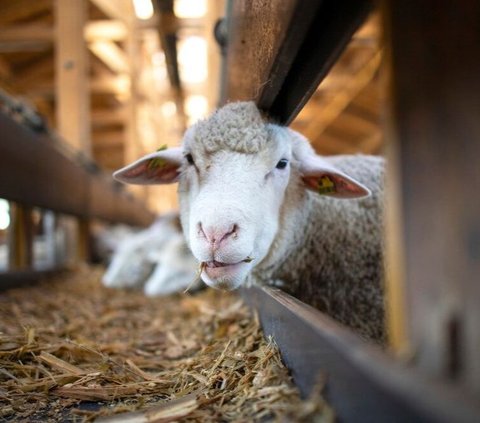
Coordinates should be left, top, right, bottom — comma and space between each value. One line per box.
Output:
383, 0, 480, 394
243, 285, 480, 422
0, 111, 154, 226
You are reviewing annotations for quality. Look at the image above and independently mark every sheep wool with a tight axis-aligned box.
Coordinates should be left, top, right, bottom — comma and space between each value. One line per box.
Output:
254, 153, 385, 342
114, 101, 386, 343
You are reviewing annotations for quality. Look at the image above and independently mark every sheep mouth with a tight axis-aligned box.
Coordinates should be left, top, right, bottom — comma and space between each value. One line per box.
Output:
205, 257, 254, 268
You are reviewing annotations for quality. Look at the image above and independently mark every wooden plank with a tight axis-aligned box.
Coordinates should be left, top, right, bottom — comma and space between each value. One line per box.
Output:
0, 269, 64, 291
7, 204, 34, 270
84, 20, 128, 42
269, 1, 372, 124
88, 40, 130, 74
224, 0, 309, 104
0, 24, 53, 42
89, 0, 133, 22
383, 0, 480, 393
55, 0, 91, 155
0, 110, 154, 227
223, 0, 373, 124
0, 0, 51, 26
301, 50, 381, 141
244, 286, 480, 423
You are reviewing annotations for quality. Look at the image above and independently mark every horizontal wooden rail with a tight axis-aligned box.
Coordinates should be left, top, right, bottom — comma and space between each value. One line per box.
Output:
243, 286, 480, 423
0, 110, 154, 227
0, 269, 65, 290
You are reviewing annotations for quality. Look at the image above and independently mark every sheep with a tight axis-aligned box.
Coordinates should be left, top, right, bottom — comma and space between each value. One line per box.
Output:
113, 102, 385, 342
102, 212, 200, 296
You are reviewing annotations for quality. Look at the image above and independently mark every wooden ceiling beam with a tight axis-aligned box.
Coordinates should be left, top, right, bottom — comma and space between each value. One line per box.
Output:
25, 75, 130, 98
332, 108, 379, 135
92, 130, 125, 148
0, 21, 129, 53
88, 40, 129, 74
85, 20, 128, 42
0, 24, 53, 42
0, 0, 51, 26
89, 0, 134, 23
302, 50, 382, 141
92, 107, 127, 128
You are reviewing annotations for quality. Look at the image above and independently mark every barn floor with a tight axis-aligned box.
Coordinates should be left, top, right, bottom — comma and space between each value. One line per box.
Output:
0, 266, 333, 422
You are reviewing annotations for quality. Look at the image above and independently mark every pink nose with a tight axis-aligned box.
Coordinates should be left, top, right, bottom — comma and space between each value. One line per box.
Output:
198, 222, 238, 247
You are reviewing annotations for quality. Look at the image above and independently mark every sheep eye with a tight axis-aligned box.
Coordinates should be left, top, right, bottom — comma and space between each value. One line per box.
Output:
185, 154, 195, 165
276, 159, 288, 170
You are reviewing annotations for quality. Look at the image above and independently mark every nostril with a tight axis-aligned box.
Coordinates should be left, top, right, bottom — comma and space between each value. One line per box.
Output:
230, 224, 239, 239
199, 223, 240, 245
197, 222, 206, 239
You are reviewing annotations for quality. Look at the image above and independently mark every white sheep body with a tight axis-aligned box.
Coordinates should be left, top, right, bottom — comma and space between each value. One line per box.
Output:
114, 102, 385, 341
253, 154, 385, 341
102, 213, 199, 296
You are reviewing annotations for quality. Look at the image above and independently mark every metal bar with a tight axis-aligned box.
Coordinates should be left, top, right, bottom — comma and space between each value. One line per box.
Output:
0, 111, 154, 227
243, 286, 480, 423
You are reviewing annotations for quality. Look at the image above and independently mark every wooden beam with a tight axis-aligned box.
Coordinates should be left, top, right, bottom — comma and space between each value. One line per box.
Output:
84, 20, 128, 42
89, 0, 134, 22
303, 50, 381, 141
92, 107, 127, 128
0, 24, 53, 42
0, 56, 12, 79
25, 75, 130, 97
88, 40, 130, 74
8, 204, 34, 270
15, 54, 53, 92
244, 286, 480, 423
0, 21, 129, 53
55, 0, 91, 155
0, 110, 154, 226
383, 0, 480, 394
223, 0, 373, 124
90, 75, 130, 96
92, 130, 125, 148
0, 0, 51, 26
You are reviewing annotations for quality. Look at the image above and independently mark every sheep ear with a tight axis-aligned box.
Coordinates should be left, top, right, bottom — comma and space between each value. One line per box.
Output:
113, 147, 183, 185
300, 155, 371, 199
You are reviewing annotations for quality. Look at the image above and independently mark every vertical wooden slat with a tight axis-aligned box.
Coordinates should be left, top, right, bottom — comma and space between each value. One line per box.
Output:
55, 0, 91, 155
55, 0, 91, 264
383, 0, 480, 393
8, 204, 34, 270
124, 22, 148, 202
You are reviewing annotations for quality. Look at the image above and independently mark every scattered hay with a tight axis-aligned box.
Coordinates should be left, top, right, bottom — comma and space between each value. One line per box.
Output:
0, 266, 334, 422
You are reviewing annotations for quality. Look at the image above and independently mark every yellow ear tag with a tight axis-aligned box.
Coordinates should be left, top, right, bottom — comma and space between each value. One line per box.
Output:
147, 145, 168, 170
317, 175, 336, 195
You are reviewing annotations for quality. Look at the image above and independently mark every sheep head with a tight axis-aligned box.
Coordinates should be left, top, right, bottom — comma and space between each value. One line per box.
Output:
114, 102, 370, 291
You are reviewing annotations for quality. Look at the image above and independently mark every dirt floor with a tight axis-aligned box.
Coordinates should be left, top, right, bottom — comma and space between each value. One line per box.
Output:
0, 266, 333, 422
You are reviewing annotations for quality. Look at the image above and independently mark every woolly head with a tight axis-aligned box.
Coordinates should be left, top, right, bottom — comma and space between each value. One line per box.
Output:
114, 102, 370, 291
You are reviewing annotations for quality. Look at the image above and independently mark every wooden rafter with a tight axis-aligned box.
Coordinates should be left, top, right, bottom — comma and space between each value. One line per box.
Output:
89, 0, 133, 23
302, 50, 382, 143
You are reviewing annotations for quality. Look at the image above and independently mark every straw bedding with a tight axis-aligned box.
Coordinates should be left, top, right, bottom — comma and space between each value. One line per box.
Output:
0, 266, 333, 422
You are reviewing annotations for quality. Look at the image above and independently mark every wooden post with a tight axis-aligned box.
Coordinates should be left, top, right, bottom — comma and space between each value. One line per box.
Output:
54, 0, 91, 155
383, 0, 480, 394
55, 0, 91, 263
8, 203, 33, 270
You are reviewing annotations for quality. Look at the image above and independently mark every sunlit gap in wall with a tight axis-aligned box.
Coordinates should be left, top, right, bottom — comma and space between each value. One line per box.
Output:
186, 95, 208, 125
133, 0, 155, 20
178, 36, 207, 84
0, 199, 10, 231
174, 0, 206, 19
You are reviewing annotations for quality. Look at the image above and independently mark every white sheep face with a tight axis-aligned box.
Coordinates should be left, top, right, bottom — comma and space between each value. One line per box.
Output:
114, 102, 370, 291
178, 132, 292, 290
